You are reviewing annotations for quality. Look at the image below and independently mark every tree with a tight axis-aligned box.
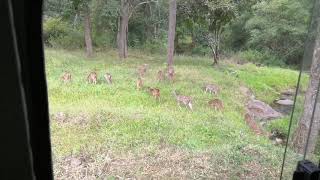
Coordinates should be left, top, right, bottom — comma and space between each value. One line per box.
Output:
167, 0, 177, 69
293, 0, 320, 154
245, 0, 311, 65
177, 0, 239, 65
83, 5, 93, 57
117, 0, 157, 59
117, 0, 129, 59
206, 0, 238, 64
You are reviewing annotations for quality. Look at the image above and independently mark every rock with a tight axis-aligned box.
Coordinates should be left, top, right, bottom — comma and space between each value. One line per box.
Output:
275, 99, 294, 106
246, 99, 282, 121
244, 113, 265, 135
279, 89, 295, 100
239, 86, 255, 99
282, 89, 295, 96
273, 99, 294, 115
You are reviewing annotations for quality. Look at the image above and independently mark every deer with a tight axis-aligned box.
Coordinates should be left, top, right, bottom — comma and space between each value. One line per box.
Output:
138, 64, 148, 77
104, 73, 112, 84
203, 84, 220, 95
173, 90, 193, 110
61, 72, 72, 83
148, 87, 160, 101
87, 71, 97, 84
136, 77, 143, 90
208, 99, 224, 111
157, 70, 165, 82
167, 67, 175, 81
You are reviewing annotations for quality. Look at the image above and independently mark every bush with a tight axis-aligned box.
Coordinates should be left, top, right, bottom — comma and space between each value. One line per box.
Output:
266, 117, 290, 137
244, 0, 310, 65
93, 31, 115, 48
191, 46, 211, 56
142, 39, 167, 54
43, 17, 84, 49
238, 50, 286, 67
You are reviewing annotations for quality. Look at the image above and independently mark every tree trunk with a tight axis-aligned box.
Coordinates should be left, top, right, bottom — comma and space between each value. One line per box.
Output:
167, 0, 177, 69
292, 0, 320, 154
84, 7, 93, 58
117, 0, 129, 59
212, 29, 220, 65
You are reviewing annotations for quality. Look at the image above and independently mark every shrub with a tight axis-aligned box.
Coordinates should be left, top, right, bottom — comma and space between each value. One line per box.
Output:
238, 50, 286, 67
266, 117, 289, 137
191, 46, 211, 56
142, 39, 167, 54
43, 17, 84, 49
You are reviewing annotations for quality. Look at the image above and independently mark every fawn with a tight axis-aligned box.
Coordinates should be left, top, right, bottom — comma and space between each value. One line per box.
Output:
104, 73, 112, 84
173, 90, 193, 110
208, 99, 224, 111
136, 77, 143, 90
148, 87, 160, 101
203, 84, 220, 94
157, 70, 165, 82
61, 72, 72, 83
87, 71, 97, 84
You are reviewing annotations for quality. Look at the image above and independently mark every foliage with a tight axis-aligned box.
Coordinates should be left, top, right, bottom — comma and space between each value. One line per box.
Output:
237, 49, 285, 67
43, 0, 314, 66
43, 17, 84, 49
245, 0, 311, 65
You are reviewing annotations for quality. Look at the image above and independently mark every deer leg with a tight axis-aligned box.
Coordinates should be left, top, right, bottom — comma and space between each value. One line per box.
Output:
188, 102, 193, 111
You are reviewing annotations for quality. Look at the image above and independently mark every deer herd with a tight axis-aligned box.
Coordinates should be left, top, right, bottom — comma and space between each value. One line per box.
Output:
60, 64, 224, 111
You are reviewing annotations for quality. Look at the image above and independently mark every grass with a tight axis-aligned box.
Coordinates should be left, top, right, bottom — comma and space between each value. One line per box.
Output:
46, 48, 304, 179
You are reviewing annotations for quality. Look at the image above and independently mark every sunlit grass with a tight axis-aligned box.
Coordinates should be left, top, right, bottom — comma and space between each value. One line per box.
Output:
46, 48, 303, 179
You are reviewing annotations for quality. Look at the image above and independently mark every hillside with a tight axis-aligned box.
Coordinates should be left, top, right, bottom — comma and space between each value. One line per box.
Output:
46, 49, 302, 179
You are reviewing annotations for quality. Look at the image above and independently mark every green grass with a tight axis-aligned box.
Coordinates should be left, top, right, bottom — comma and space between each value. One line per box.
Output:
46, 48, 303, 179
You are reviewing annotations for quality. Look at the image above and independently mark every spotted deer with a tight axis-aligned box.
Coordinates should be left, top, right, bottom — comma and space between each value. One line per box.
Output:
136, 77, 143, 90
173, 91, 193, 110
87, 71, 97, 84
167, 67, 175, 81
61, 72, 72, 83
138, 64, 148, 77
208, 99, 224, 111
203, 84, 220, 94
148, 87, 160, 101
157, 70, 165, 82
104, 73, 112, 84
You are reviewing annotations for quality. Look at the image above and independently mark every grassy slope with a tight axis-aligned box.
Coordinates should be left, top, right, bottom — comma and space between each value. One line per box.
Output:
46, 49, 302, 179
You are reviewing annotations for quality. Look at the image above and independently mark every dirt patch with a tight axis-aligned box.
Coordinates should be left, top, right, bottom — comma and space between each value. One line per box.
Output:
54, 147, 223, 179
52, 112, 91, 126
53, 145, 280, 179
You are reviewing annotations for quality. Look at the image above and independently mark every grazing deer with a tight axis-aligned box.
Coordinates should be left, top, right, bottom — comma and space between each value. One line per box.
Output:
87, 71, 97, 84
104, 73, 112, 84
173, 90, 193, 110
138, 64, 148, 77
167, 66, 175, 81
208, 99, 224, 111
148, 87, 160, 101
61, 72, 72, 83
136, 77, 143, 90
203, 84, 220, 94
157, 70, 165, 82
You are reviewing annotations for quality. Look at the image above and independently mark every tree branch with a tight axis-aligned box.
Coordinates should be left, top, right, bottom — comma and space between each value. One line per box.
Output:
129, 0, 158, 19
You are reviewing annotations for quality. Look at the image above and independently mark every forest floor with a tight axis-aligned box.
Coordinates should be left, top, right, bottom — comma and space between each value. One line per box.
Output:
46, 48, 304, 179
